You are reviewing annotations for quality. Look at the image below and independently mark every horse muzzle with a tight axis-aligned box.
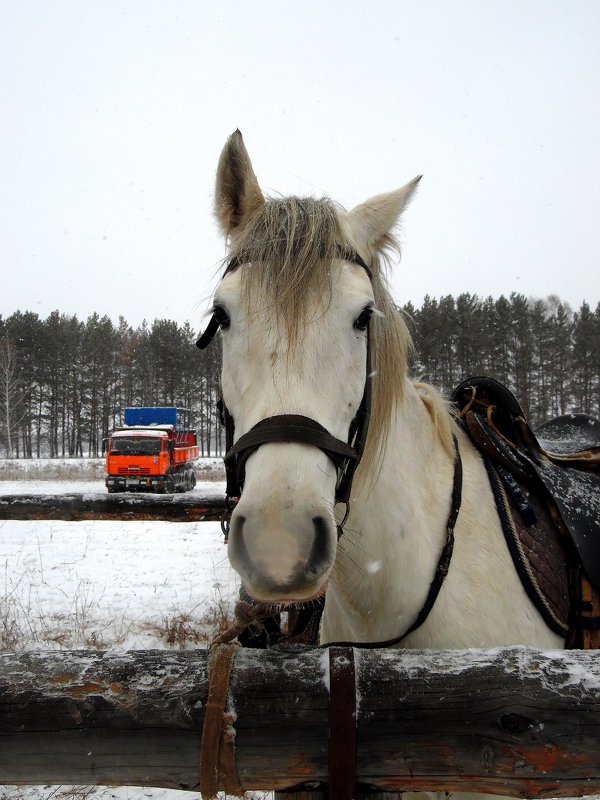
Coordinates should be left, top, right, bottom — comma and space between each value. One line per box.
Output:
227, 500, 336, 602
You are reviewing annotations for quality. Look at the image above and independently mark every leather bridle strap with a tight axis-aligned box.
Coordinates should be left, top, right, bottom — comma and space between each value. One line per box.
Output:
197, 245, 374, 514
224, 414, 359, 504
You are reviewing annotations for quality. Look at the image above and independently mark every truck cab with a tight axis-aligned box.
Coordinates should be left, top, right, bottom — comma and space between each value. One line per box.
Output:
105, 407, 199, 493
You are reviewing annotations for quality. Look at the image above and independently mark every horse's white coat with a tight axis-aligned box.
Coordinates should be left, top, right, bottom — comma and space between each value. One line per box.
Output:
216, 262, 373, 599
211, 131, 564, 800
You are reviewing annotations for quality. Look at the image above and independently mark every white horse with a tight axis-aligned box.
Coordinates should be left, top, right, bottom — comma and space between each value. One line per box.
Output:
205, 130, 563, 798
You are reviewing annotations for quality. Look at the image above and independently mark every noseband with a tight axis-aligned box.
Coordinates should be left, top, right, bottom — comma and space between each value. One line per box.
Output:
197, 248, 373, 527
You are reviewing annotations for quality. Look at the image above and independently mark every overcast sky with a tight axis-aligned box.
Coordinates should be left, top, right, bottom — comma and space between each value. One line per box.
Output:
2, 1, 599, 329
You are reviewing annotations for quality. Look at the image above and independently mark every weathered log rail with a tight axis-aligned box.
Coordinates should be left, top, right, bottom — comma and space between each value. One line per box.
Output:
0, 493, 226, 521
1, 646, 599, 796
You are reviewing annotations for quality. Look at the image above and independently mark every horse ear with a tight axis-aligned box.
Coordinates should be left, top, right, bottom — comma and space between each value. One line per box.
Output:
215, 129, 265, 238
346, 176, 422, 256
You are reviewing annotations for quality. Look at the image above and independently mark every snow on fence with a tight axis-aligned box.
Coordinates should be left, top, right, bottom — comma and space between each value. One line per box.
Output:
0, 492, 225, 521
1, 646, 599, 797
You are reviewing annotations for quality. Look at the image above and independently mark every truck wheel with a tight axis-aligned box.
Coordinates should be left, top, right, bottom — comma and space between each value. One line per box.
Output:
188, 470, 196, 490
164, 473, 175, 493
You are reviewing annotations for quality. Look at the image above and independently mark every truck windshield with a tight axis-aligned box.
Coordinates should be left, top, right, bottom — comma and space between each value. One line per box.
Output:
110, 437, 162, 456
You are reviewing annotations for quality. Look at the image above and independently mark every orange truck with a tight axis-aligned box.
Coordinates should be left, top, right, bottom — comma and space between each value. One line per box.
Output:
104, 407, 199, 493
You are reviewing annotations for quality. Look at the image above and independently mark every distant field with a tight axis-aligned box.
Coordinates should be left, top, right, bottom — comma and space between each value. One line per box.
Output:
0, 456, 225, 481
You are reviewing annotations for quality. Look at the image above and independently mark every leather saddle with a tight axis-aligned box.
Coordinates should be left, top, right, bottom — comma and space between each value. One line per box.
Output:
452, 376, 600, 646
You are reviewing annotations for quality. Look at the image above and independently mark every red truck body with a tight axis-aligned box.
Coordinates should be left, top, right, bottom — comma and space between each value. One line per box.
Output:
105, 407, 199, 493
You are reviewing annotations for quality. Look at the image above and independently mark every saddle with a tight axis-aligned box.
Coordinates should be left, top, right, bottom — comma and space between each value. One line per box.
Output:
452, 376, 600, 648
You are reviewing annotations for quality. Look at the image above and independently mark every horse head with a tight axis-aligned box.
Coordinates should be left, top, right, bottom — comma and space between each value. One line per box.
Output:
206, 130, 420, 604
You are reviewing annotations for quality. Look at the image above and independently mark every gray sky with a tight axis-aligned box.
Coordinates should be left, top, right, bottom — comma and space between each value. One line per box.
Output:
2, 1, 599, 329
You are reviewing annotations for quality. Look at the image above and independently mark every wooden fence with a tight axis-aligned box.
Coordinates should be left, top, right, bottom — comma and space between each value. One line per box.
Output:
2, 493, 600, 796
1, 646, 599, 796
0, 492, 225, 521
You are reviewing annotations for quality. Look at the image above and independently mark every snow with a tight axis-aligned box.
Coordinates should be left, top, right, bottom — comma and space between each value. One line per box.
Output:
319, 647, 330, 692
537, 415, 599, 455
1, 466, 598, 800
1, 470, 237, 800
0, 479, 225, 498
2, 518, 237, 651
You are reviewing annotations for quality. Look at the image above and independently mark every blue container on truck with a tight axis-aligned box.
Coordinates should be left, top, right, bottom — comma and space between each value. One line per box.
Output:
124, 407, 179, 428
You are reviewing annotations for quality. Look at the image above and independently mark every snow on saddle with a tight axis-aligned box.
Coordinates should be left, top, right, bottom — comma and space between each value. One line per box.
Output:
452, 376, 600, 648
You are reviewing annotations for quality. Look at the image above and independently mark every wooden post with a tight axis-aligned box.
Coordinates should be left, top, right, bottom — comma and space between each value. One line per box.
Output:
1, 647, 600, 796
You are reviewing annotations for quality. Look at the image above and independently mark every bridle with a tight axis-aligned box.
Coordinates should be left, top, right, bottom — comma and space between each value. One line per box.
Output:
196, 247, 374, 536
198, 246, 465, 648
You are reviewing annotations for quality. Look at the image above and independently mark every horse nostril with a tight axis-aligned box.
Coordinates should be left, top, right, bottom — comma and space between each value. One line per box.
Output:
229, 514, 246, 545
308, 516, 334, 576
231, 514, 246, 539
228, 513, 251, 575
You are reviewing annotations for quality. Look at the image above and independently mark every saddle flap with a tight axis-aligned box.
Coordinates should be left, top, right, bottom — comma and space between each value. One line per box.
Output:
535, 414, 600, 462
464, 410, 531, 483
533, 461, 600, 589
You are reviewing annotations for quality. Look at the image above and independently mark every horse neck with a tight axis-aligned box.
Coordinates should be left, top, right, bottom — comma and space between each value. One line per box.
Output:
324, 380, 565, 651
325, 380, 456, 642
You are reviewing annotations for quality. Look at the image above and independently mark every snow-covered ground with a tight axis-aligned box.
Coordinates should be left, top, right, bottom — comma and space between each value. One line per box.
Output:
2, 516, 237, 651
1, 462, 239, 800
0, 478, 225, 497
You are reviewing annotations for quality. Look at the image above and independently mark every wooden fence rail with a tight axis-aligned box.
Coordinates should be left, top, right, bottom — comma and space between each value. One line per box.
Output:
1, 646, 599, 796
0, 493, 226, 521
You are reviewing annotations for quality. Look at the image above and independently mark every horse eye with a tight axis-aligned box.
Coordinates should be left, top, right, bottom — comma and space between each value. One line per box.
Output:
213, 305, 231, 330
353, 306, 373, 331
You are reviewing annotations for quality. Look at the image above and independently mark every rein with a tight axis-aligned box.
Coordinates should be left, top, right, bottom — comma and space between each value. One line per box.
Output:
323, 434, 463, 649
197, 246, 373, 533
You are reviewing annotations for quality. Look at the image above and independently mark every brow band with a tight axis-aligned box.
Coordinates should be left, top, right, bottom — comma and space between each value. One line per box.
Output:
223, 248, 372, 280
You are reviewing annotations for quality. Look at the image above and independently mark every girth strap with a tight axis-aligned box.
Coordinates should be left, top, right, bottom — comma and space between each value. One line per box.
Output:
224, 414, 359, 504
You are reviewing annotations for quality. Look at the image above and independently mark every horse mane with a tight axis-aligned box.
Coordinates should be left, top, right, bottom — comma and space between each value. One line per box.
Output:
226, 195, 451, 486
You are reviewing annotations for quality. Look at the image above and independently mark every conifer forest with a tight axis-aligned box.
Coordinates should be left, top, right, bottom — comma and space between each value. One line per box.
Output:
1, 293, 599, 458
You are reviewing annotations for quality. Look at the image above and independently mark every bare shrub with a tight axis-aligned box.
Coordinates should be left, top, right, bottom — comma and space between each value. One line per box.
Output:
0, 458, 104, 482
147, 593, 234, 649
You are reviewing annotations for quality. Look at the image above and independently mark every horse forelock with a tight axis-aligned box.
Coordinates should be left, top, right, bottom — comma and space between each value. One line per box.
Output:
224, 194, 417, 488
227, 196, 339, 332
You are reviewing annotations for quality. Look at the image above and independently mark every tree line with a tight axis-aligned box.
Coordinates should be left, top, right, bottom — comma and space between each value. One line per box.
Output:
0, 293, 598, 458
0, 312, 222, 458
405, 293, 599, 423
